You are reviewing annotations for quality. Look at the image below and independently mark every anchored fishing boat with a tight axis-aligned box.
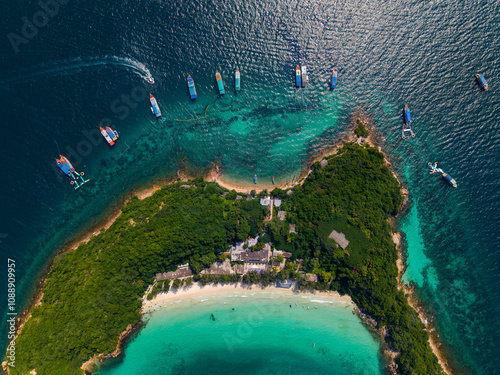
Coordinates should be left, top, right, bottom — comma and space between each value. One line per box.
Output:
106, 127, 118, 141
55, 155, 89, 190
216, 70, 225, 95
295, 66, 301, 87
476, 74, 488, 90
402, 105, 415, 140
150, 94, 162, 118
100, 127, 115, 146
187, 75, 197, 99
428, 162, 457, 188
330, 68, 337, 89
235, 68, 241, 92
301, 65, 308, 87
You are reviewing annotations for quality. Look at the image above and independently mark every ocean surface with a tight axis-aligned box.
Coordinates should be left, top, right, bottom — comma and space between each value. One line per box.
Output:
0, 0, 499, 373
100, 292, 384, 375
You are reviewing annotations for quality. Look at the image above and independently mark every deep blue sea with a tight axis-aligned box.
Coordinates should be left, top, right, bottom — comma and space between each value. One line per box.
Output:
1, 0, 499, 373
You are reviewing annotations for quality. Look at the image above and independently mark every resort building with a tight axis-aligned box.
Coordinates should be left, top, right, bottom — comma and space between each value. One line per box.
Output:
329, 230, 350, 249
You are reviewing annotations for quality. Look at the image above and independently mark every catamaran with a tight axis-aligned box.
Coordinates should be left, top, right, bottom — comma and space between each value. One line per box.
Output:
216, 70, 225, 95
235, 68, 241, 92
187, 75, 197, 99
150, 94, 162, 118
295, 66, 301, 87
330, 68, 337, 89
56, 155, 89, 190
476, 74, 488, 90
402, 105, 415, 140
301, 65, 308, 87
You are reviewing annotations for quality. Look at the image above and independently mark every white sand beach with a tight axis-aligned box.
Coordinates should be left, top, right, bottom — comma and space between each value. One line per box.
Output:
142, 283, 354, 313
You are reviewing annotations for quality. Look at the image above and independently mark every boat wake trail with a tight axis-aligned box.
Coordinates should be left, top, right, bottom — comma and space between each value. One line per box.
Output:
0, 56, 154, 85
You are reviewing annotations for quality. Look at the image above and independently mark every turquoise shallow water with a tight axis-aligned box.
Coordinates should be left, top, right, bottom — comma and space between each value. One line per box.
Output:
0, 0, 499, 372
99, 291, 384, 375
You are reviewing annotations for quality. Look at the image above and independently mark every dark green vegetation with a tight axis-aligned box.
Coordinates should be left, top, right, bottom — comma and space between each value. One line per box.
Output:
13, 143, 442, 375
355, 119, 369, 137
269, 143, 443, 374
12, 179, 266, 375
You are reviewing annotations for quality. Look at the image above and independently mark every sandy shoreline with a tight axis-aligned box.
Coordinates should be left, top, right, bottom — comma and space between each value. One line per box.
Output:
7, 117, 453, 375
142, 283, 354, 314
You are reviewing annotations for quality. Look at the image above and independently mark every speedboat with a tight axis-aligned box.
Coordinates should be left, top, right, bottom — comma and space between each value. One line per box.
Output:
216, 70, 225, 95
187, 75, 197, 99
301, 65, 308, 87
402, 105, 415, 140
150, 94, 162, 118
100, 127, 115, 146
330, 68, 337, 89
476, 74, 488, 90
235, 68, 241, 92
146, 75, 155, 85
295, 66, 301, 87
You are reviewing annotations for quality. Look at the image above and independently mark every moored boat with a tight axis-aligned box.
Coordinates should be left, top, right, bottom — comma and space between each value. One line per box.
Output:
150, 94, 162, 118
55, 155, 89, 189
295, 66, 301, 87
106, 127, 118, 141
476, 74, 488, 90
330, 68, 337, 89
235, 68, 241, 92
187, 75, 197, 99
216, 70, 225, 95
402, 105, 415, 140
100, 127, 115, 146
442, 173, 457, 188
301, 65, 308, 87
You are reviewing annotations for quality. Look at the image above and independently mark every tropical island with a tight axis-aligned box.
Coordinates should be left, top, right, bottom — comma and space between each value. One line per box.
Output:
5, 123, 445, 375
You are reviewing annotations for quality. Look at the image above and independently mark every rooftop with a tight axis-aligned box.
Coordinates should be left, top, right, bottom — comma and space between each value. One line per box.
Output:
329, 230, 350, 249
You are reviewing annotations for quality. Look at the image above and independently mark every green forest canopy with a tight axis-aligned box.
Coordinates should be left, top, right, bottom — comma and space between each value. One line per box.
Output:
11, 143, 443, 375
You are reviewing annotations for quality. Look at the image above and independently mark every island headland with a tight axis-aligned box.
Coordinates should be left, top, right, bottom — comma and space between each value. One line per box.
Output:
3, 120, 448, 375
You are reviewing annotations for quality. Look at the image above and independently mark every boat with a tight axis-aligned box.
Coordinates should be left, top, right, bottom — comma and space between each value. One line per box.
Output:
146, 75, 155, 85
254, 174, 257, 184
216, 70, 225, 95
476, 74, 488, 90
235, 68, 241, 92
330, 68, 337, 89
55, 155, 89, 190
100, 127, 115, 146
301, 65, 308, 87
427, 162, 457, 187
106, 127, 118, 141
402, 105, 415, 140
187, 75, 197, 99
56, 158, 72, 177
442, 173, 457, 188
295, 66, 301, 87
272, 176, 275, 185
150, 94, 162, 118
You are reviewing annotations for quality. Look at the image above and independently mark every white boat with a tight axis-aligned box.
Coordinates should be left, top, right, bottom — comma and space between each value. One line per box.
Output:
301, 65, 308, 87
